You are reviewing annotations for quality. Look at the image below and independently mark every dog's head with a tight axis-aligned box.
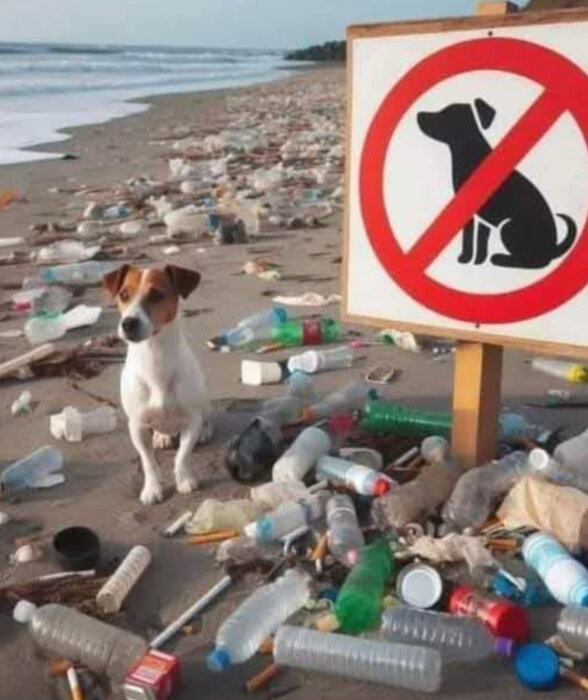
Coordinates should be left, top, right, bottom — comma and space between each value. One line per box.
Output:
103, 264, 201, 343
417, 98, 496, 144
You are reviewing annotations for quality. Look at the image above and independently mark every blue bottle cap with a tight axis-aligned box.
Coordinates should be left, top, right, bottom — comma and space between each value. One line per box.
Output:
207, 648, 232, 672
274, 307, 288, 324
514, 643, 559, 690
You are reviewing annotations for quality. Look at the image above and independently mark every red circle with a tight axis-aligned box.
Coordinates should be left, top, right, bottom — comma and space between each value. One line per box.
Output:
359, 37, 588, 323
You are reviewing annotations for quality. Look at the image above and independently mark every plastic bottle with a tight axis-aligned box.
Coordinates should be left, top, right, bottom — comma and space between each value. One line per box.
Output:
532, 358, 588, 384
40, 261, 119, 287
380, 607, 514, 661
0, 446, 64, 494
185, 499, 267, 535
528, 430, 588, 493
441, 452, 529, 531
420, 436, 451, 464
274, 625, 441, 693
96, 545, 152, 613
221, 307, 288, 347
522, 532, 588, 606
334, 538, 394, 634
448, 586, 530, 643
244, 493, 326, 542
250, 480, 308, 509
25, 311, 68, 344
287, 346, 354, 374
327, 494, 364, 566
359, 401, 452, 437
13, 600, 147, 680
558, 605, 588, 654
270, 318, 341, 347
272, 426, 332, 483
50, 406, 118, 442
207, 569, 310, 671
316, 456, 392, 496
303, 382, 374, 423
12, 286, 71, 315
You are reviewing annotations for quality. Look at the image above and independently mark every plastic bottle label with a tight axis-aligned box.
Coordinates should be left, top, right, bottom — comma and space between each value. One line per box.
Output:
302, 320, 322, 345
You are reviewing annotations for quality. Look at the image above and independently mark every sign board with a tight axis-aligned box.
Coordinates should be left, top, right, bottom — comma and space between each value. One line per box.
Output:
344, 10, 588, 358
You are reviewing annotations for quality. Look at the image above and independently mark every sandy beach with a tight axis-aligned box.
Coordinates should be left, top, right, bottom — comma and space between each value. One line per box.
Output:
0, 66, 586, 700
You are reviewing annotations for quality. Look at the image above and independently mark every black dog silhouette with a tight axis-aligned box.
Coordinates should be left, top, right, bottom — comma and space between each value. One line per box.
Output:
417, 99, 577, 268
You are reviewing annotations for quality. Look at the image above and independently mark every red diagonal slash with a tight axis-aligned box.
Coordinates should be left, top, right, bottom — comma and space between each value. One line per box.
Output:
407, 89, 566, 271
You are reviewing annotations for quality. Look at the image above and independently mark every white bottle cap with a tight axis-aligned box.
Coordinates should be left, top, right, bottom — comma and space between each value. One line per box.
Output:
13, 599, 37, 624
529, 448, 552, 473
243, 522, 258, 539
241, 360, 283, 386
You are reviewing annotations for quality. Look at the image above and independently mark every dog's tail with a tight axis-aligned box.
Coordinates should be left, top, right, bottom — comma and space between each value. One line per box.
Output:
554, 213, 577, 258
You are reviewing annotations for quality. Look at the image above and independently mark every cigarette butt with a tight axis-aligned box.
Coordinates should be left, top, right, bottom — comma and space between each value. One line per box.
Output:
189, 529, 239, 545
245, 662, 279, 693
311, 534, 328, 562
561, 666, 588, 691
164, 510, 192, 537
258, 637, 275, 655
48, 659, 72, 676
67, 666, 84, 700
487, 538, 518, 550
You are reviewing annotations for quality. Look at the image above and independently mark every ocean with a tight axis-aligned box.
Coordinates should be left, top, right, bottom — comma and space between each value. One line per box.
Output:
0, 42, 290, 165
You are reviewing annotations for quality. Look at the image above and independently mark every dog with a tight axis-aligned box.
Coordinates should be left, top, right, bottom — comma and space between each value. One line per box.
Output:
103, 264, 212, 505
417, 98, 577, 268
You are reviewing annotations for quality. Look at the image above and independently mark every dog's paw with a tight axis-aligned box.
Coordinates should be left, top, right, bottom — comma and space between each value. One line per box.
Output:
140, 480, 163, 505
175, 470, 199, 494
152, 431, 177, 450
198, 417, 214, 445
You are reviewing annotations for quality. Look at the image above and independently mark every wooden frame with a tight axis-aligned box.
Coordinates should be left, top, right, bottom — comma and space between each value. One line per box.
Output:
342, 7, 588, 360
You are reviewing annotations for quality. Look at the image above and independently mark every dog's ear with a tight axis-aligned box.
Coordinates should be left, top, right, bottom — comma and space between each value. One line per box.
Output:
165, 265, 201, 299
103, 264, 130, 298
474, 98, 496, 130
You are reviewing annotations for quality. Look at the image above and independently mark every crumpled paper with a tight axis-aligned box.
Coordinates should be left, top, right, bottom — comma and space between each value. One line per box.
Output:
407, 533, 498, 572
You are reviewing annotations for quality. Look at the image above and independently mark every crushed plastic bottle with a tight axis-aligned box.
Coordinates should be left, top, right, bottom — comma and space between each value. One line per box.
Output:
40, 261, 119, 287
303, 382, 374, 423
207, 569, 310, 671
316, 455, 392, 496
184, 499, 267, 535
275, 626, 442, 693
380, 607, 514, 661
0, 446, 65, 495
250, 481, 308, 510
326, 494, 364, 566
335, 538, 394, 634
287, 346, 354, 374
244, 492, 327, 543
36, 241, 100, 265
442, 452, 529, 531
50, 406, 117, 443
25, 311, 68, 344
13, 600, 147, 680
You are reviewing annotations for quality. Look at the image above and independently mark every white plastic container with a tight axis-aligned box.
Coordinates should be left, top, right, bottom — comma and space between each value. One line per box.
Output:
523, 532, 588, 606
272, 426, 332, 482
96, 545, 152, 613
50, 406, 117, 443
207, 570, 310, 671
326, 494, 364, 566
287, 346, 354, 374
274, 625, 442, 693
245, 493, 326, 542
316, 456, 392, 497
241, 360, 285, 386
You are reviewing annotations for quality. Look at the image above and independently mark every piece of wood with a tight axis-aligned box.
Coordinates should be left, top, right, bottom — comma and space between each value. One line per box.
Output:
477, 2, 519, 15
245, 662, 279, 693
451, 342, 503, 469
0, 343, 56, 381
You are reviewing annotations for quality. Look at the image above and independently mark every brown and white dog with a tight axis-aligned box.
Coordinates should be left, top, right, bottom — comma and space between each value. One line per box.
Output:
103, 264, 212, 505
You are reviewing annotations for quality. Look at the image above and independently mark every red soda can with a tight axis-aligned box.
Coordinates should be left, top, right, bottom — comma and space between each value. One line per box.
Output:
122, 650, 181, 700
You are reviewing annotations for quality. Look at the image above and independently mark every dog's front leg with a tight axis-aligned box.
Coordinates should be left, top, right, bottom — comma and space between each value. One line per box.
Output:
458, 219, 475, 264
129, 421, 163, 505
174, 415, 203, 494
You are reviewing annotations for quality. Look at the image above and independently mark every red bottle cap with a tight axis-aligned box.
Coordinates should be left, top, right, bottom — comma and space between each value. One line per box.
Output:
327, 413, 356, 435
374, 478, 391, 496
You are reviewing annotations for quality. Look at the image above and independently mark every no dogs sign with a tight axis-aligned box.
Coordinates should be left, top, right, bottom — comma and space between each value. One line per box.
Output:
343, 10, 588, 356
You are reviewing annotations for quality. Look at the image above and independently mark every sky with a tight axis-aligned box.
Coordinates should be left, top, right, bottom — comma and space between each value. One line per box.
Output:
1, 0, 524, 49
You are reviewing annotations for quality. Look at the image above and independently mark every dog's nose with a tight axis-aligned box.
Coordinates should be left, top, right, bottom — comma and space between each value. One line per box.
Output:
122, 317, 140, 336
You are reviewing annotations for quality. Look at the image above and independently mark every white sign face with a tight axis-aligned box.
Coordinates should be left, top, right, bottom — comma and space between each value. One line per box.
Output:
344, 16, 588, 355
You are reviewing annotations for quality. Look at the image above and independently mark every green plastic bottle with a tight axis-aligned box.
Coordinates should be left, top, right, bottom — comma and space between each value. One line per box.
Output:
270, 318, 340, 347
359, 400, 452, 438
334, 538, 395, 634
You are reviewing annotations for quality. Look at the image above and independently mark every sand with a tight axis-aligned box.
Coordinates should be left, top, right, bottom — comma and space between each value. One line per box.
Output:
0, 67, 585, 699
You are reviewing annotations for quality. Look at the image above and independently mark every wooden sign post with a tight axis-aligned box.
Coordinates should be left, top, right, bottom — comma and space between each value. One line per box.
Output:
343, 6, 588, 468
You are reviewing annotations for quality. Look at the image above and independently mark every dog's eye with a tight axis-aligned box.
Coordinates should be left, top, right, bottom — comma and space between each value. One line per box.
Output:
148, 288, 165, 304
119, 288, 130, 303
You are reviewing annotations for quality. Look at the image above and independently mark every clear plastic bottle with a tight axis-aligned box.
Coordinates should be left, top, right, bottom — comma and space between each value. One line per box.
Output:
50, 406, 118, 442
303, 382, 374, 423
244, 493, 326, 542
442, 452, 529, 531
287, 346, 354, 374
25, 311, 68, 344
420, 436, 451, 464
272, 426, 333, 483
327, 494, 364, 566
558, 605, 588, 654
13, 600, 147, 680
0, 446, 64, 494
222, 307, 288, 347
316, 455, 392, 496
380, 607, 514, 661
523, 532, 588, 606
185, 499, 267, 534
528, 430, 588, 492
96, 545, 152, 614
250, 481, 308, 509
207, 569, 310, 671
532, 358, 588, 384
41, 261, 119, 287
274, 625, 442, 693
